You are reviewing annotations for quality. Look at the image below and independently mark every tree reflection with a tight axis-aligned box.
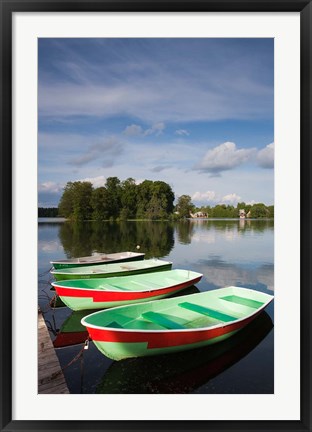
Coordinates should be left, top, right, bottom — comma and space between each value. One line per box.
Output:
58, 221, 175, 259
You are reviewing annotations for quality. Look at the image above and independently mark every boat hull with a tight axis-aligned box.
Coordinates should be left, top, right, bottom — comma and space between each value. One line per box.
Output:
82, 287, 273, 360
51, 260, 172, 281
87, 312, 259, 360
53, 274, 202, 311
51, 252, 144, 269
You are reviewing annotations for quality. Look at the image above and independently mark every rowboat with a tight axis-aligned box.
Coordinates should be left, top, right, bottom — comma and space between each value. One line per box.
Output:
51, 269, 203, 311
50, 258, 172, 281
96, 311, 273, 393
51, 251, 145, 269
81, 287, 273, 360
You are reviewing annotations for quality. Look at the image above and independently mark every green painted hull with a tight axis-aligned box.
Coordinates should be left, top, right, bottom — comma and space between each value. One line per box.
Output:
52, 252, 144, 269
51, 259, 172, 281
92, 330, 240, 361
96, 312, 273, 393
82, 287, 274, 360
52, 269, 202, 311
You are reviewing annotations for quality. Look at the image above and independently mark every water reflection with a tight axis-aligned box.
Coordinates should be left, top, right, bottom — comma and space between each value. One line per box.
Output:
96, 312, 273, 394
38, 219, 274, 394
53, 310, 91, 348
195, 259, 274, 292
58, 221, 175, 259
188, 218, 273, 232
39, 219, 274, 294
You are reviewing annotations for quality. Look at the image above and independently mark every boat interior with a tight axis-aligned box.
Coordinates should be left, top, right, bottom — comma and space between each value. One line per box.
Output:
84, 290, 268, 331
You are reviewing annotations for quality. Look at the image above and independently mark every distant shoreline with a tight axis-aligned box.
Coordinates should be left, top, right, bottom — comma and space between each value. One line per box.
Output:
38, 216, 274, 222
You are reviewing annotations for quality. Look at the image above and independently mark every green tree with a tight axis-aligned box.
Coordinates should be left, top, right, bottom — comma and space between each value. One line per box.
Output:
146, 195, 167, 220
151, 181, 175, 215
176, 195, 194, 218
105, 177, 122, 219
91, 187, 110, 220
120, 178, 137, 218
211, 204, 228, 218
250, 203, 270, 218
72, 182, 93, 221
38, 207, 59, 217
58, 181, 93, 220
58, 182, 75, 218
136, 180, 154, 218
267, 205, 274, 218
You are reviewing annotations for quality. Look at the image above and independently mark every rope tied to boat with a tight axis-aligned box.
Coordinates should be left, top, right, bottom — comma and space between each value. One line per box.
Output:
38, 266, 53, 277
51, 336, 91, 379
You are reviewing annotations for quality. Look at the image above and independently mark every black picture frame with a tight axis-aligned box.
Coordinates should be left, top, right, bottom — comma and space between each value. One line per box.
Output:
1, 1, 311, 431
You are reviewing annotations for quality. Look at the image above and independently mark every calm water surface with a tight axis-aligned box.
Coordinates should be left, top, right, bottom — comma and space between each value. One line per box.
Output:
38, 219, 274, 394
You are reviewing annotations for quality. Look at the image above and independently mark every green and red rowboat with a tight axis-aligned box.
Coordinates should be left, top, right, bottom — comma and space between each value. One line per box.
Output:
51, 269, 203, 311
81, 287, 273, 360
51, 251, 145, 269
50, 258, 172, 281
96, 312, 273, 393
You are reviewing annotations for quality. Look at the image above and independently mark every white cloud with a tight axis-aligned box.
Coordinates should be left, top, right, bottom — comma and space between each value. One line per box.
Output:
192, 191, 216, 202
257, 142, 274, 168
221, 193, 242, 204
192, 190, 241, 205
175, 129, 190, 136
69, 136, 123, 167
195, 142, 255, 175
38, 181, 63, 194
38, 68, 272, 124
123, 124, 144, 137
78, 175, 106, 188
144, 122, 165, 136
123, 122, 165, 137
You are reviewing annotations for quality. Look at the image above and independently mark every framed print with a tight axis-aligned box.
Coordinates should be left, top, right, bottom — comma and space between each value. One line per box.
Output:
1, 1, 311, 431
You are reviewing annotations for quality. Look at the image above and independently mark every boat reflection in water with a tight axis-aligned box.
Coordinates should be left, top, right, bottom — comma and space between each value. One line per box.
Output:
53, 310, 92, 348
96, 311, 273, 394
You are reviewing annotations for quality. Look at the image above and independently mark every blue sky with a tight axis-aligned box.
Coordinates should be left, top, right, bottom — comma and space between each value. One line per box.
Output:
38, 38, 274, 207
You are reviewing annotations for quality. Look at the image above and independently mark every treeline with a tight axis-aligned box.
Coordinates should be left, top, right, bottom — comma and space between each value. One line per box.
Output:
194, 202, 274, 219
38, 207, 59, 217
58, 177, 175, 221
174, 195, 274, 219
48, 178, 274, 221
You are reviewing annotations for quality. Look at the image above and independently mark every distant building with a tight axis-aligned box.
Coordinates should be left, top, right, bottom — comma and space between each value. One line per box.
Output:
239, 209, 246, 218
190, 211, 208, 218
239, 209, 251, 218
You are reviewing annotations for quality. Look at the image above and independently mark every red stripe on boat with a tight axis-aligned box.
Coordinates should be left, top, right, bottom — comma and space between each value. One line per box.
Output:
54, 277, 201, 302
86, 312, 261, 349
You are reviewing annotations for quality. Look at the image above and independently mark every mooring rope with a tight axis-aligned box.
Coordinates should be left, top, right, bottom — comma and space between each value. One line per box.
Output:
49, 337, 91, 381
38, 267, 53, 277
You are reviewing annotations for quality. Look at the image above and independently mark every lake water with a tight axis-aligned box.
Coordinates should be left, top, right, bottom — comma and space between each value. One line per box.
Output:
38, 218, 274, 394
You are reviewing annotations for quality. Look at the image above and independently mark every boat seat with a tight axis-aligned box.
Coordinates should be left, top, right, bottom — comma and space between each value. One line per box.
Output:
105, 321, 124, 329
141, 311, 185, 329
220, 295, 264, 309
108, 284, 130, 291
178, 302, 237, 322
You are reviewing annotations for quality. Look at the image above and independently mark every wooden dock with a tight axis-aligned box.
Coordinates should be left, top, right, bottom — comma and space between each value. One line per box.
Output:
38, 311, 70, 394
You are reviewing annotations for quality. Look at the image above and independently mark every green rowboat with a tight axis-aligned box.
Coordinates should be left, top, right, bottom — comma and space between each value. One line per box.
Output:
81, 287, 273, 360
51, 251, 145, 269
51, 258, 172, 281
96, 312, 273, 393
51, 269, 203, 311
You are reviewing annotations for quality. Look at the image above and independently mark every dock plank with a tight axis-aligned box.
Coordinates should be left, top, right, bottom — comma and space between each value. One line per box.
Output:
38, 311, 69, 394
